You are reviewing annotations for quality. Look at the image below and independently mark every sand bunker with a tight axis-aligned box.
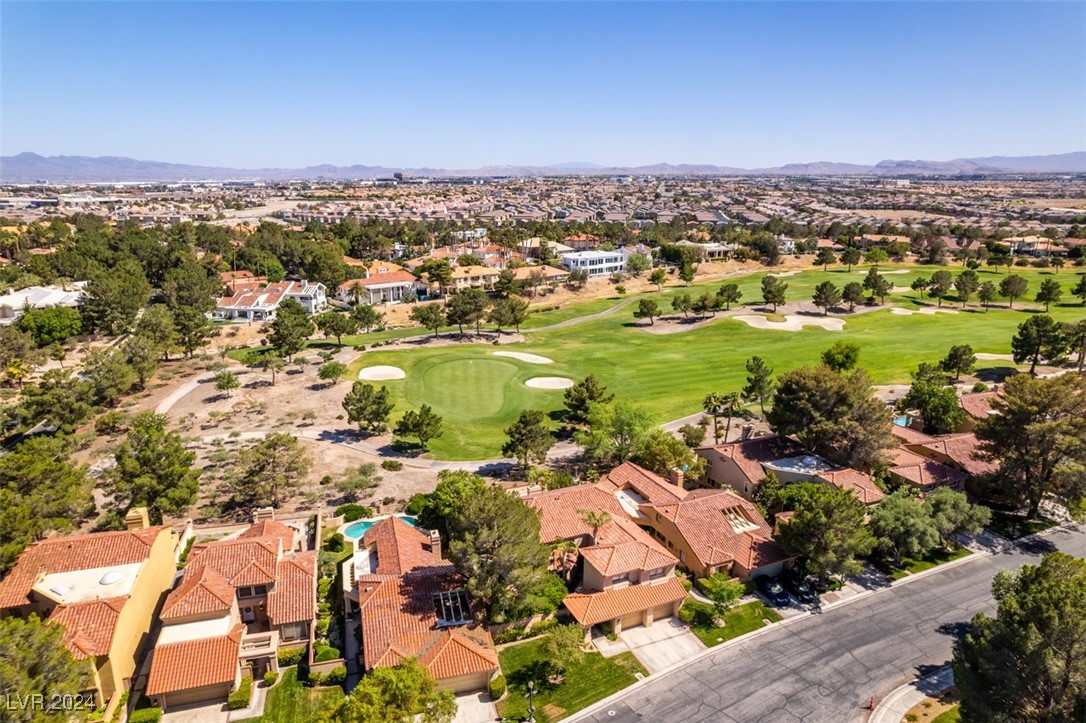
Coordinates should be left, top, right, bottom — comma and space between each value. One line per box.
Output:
890, 308, 960, 316
733, 314, 844, 332
768, 270, 804, 277
857, 269, 910, 275
358, 365, 406, 381
524, 377, 574, 389
976, 353, 1014, 361
493, 351, 554, 364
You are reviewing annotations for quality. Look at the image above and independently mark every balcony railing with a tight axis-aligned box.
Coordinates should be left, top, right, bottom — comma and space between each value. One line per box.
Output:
239, 630, 278, 657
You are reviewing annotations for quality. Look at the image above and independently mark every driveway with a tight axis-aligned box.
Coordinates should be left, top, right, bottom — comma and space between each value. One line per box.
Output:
160, 700, 229, 723
601, 617, 706, 673
453, 690, 496, 723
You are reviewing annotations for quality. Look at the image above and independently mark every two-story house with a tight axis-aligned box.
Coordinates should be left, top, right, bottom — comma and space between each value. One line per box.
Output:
346, 517, 499, 693
146, 517, 315, 710
560, 250, 627, 278
0, 508, 177, 721
214, 279, 327, 322
524, 485, 687, 638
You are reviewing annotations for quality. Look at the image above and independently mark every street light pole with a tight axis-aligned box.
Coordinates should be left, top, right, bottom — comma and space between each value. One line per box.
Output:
526, 680, 536, 723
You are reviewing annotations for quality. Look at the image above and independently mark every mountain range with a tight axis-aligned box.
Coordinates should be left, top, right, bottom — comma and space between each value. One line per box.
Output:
1, 151, 1083, 184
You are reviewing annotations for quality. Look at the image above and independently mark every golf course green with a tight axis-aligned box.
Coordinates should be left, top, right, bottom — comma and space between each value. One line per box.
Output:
348, 264, 1085, 460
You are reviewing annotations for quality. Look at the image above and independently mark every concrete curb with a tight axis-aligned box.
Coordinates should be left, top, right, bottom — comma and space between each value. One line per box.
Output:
868, 666, 954, 723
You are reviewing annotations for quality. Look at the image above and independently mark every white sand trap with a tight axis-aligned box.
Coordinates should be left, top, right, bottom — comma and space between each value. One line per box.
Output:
492, 351, 554, 364
733, 314, 845, 332
524, 376, 574, 389
358, 365, 406, 381
856, 269, 910, 275
976, 353, 1014, 361
890, 308, 960, 316
769, 270, 804, 277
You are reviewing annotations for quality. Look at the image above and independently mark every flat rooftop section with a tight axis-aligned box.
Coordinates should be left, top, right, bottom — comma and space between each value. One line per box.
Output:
561, 250, 624, 259
764, 454, 836, 476
613, 488, 648, 519
157, 614, 235, 645
33, 561, 143, 605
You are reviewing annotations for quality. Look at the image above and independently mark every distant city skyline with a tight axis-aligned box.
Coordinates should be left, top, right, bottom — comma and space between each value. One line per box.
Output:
2, 2, 1084, 169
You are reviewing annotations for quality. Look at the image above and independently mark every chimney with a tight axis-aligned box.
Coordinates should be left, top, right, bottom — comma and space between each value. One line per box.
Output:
124, 507, 150, 531
253, 507, 275, 523
741, 424, 754, 441
429, 529, 442, 558
668, 467, 684, 488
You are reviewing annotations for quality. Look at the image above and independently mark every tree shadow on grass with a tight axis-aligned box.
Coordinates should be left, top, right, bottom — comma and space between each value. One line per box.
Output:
507, 660, 560, 694
975, 366, 1017, 384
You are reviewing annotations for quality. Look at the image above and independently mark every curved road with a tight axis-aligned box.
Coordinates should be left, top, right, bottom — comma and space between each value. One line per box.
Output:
571, 524, 1086, 723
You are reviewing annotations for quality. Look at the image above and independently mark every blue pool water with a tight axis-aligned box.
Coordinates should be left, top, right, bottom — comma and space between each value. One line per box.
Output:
343, 515, 420, 540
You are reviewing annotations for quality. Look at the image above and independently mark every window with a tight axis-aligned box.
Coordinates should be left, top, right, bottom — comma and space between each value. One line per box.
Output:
281, 621, 307, 641
433, 590, 472, 628
237, 585, 267, 599
679, 550, 686, 563
649, 568, 666, 580
611, 573, 629, 585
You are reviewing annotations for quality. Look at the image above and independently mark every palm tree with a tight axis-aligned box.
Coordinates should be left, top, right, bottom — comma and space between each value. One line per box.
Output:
5, 359, 30, 389
720, 392, 741, 444
702, 392, 726, 442
579, 510, 612, 546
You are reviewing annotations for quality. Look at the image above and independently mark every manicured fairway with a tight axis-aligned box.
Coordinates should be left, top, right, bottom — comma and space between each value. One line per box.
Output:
351, 265, 1086, 459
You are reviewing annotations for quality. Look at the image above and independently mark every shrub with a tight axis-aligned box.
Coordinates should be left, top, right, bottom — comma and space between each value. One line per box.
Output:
694, 574, 745, 609
381, 459, 403, 471
324, 533, 345, 553
529, 618, 559, 636
128, 709, 163, 723
95, 410, 130, 436
314, 644, 340, 662
488, 674, 507, 700
263, 670, 278, 687
278, 646, 306, 667
335, 504, 372, 522
405, 493, 429, 516
493, 627, 529, 645
227, 675, 252, 710
321, 666, 346, 686
972, 382, 989, 393
678, 599, 717, 627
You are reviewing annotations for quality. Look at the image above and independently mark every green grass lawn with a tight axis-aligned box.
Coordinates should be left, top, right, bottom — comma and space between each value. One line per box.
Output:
250, 669, 342, 723
683, 599, 782, 647
265, 264, 1086, 459
874, 544, 972, 580
496, 638, 648, 723
932, 704, 961, 723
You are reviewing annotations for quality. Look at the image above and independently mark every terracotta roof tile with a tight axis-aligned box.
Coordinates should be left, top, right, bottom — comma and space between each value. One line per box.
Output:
697, 435, 805, 487
362, 517, 444, 576
267, 551, 316, 626
0, 527, 167, 609
578, 517, 675, 579
817, 469, 886, 505
49, 597, 128, 659
599, 462, 686, 505
161, 566, 235, 621
236, 521, 295, 551
890, 425, 939, 446
958, 391, 1000, 420
911, 433, 998, 478
889, 448, 969, 490
146, 624, 243, 695
563, 577, 688, 627
651, 488, 784, 570
523, 485, 628, 544
187, 538, 279, 587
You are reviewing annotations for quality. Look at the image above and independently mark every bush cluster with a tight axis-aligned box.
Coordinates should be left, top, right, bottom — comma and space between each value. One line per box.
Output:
488, 674, 507, 700
277, 646, 306, 667
128, 709, 163, 723
227, 675, 252, 710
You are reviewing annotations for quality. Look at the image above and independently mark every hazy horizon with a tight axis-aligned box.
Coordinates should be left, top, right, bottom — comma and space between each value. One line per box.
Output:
2, 2, 1084, 168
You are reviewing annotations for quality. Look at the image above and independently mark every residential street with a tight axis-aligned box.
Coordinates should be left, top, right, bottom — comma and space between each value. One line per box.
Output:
572, 524, 1086, 723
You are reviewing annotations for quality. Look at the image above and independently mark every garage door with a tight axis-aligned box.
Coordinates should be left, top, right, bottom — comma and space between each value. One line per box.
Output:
437, 671, 491, 694
619, 610, 643, 630
650, 603, 674, 623
164, 683, 230, 709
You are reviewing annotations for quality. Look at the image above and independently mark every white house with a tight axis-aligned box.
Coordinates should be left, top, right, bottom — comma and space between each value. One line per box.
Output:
560, 250, 627, 278
337, 271, 421, 305
214, 279, 327, 322
0, 282, 87, 325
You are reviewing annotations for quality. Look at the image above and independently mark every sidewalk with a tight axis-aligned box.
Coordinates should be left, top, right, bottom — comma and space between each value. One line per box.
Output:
868, 666, 954, 723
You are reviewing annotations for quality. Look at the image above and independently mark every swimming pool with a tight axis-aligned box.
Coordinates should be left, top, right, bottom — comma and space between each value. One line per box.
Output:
342, 515, 421, 540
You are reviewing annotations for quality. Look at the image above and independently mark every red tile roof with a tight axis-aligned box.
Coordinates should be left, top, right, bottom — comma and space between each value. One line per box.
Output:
563, 577, 688, 626
650, 488, 785, 570
698, 435, 805, 487
911, 433, 998, 478
524, 485, 628, 544
890, 425, 938, 446
267, 551, 316, 626
599, 462, 686, 506
889, 448, 969, 490
362, 517, 446, 576
237, 520, 295, 551
578, 517, 675, 579
355, 570, 496, 681
338, 270, 418, 292
186, 538, 280, 587
146, 624, 243, 695
160, 566, 235, 621
818, 469, 885, 506
49, 597, 128, 659
0, 527, 167, 609
958, 391, 1000, 420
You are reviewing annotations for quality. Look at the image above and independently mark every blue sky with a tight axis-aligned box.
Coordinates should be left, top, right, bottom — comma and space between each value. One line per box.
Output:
2, 2, 1083, 168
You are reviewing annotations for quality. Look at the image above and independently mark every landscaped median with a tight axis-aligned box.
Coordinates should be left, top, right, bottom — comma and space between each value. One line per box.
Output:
496, 637, 648, 723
